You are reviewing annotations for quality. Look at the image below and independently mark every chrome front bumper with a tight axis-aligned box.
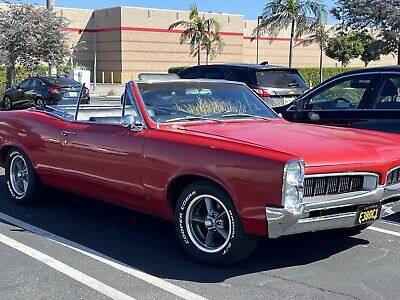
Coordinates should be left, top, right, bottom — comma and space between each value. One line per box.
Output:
266, 182, 400, 238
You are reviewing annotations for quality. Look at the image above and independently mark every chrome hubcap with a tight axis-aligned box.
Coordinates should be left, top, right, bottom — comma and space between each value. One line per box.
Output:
36, 99, 44, 107
4, 97, 11, 110
185, 195, 232, 253
10, 155, 29, 196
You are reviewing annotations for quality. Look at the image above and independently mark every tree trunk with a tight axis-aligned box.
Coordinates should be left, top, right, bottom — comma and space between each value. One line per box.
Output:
288, 18, 295, 68
206, 49, 209, 65
197, 41, 201, 66
319, 45, 323, 83
6, 64, 16, 88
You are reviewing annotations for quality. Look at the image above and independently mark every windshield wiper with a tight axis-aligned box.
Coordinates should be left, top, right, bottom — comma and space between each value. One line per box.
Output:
220, 112, 271, 121
165, 115, 222, 123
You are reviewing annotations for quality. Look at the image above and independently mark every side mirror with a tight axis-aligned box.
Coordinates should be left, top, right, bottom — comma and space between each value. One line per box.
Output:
295, 99, 304, 112
121, 115, 144, 132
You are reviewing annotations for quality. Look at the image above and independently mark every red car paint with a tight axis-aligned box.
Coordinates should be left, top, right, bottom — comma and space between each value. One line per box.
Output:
1, 83, 400, 237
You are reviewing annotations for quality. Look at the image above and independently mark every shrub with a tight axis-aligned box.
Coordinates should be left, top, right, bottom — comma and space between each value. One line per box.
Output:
298, 67, 362, 88
168, 66, 188, 74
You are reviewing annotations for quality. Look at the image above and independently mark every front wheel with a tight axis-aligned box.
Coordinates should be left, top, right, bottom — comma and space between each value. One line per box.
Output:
5, 148, 42, 205
175, 181, 258, 266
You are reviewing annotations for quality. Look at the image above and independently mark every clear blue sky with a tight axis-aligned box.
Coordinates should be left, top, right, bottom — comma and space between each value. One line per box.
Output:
19, 0, 337, 22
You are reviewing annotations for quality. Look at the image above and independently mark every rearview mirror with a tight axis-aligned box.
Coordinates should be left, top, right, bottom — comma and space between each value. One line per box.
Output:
121, 115, 144, 132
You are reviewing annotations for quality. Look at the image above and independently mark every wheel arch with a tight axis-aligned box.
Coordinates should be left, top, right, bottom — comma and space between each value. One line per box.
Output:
166, 174, 236, 211
0, 144, 34, 169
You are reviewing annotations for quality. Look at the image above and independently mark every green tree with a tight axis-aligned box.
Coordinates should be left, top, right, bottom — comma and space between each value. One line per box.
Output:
0, 1, 69, 87
325, 31, 364, 67
253, 0, 327, 67
297, 23, 333, 83
202, 22, 224, 65
355, 32, 387, 67
168, 4, 221, 65
332, 0, 400, 64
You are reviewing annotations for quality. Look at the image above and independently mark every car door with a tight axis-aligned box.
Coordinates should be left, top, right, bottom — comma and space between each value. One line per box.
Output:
294, 73, 380, 128
12, 79, 32, 107
353, 73, 400, 134
59, 93, 146, 208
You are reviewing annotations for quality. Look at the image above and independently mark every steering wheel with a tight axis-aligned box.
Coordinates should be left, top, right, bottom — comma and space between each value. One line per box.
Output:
333, 97, 352, 108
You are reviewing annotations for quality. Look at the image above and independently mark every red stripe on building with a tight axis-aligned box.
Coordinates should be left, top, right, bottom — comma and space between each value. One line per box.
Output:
62, 26, 243, 36
243, 36, 304, 42
61, 26, 300, 41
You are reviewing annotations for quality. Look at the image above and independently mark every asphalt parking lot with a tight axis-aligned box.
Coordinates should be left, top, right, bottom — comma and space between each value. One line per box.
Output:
1, 167, 400, 300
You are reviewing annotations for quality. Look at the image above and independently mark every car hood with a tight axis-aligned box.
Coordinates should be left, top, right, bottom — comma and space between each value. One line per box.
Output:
174, 119, 400, 168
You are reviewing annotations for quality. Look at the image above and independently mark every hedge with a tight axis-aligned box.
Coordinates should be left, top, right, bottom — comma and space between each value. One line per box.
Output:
168, 66, 363, 88
298, 67, 361, 88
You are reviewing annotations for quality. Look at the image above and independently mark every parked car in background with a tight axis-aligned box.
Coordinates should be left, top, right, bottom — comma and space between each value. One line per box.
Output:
178, 64, 308, 107
274, 66, 400, 134
2, 75, 90, 110
2, 79, 400, 266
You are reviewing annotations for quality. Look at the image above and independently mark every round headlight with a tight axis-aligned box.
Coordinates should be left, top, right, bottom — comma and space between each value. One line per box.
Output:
284, 186, 301, 210
286, 161, 304, 186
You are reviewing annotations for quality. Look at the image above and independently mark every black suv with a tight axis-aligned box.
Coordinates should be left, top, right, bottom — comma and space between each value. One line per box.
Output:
2, 75, 90, 110
178, 64, 308, 107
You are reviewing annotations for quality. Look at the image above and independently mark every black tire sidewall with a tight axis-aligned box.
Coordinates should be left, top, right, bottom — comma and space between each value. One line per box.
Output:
5, 148, 38, 205
175, 182, 248, 266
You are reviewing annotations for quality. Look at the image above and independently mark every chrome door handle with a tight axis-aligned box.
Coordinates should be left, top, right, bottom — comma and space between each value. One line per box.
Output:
61, 131, 76, 136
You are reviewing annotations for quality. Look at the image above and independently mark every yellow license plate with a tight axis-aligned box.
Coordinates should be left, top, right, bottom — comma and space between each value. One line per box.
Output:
355, 204, 382, 225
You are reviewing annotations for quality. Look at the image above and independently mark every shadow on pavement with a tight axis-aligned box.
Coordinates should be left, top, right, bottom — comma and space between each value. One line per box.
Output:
0, 175, 370, 283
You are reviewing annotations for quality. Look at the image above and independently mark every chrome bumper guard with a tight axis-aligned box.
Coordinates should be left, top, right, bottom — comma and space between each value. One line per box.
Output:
266, 182, 400, 238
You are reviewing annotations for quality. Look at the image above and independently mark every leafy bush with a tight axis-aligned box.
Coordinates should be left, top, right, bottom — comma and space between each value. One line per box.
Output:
168, 66, 189, 74
298, 67, 362, 87
167, 66, 363, 87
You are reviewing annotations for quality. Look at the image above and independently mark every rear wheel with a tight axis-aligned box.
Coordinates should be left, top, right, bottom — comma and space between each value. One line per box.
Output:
5, 148, 43, 205
175, 181, 259, 266
3, 96, 12, 110
35, 97, 45, 107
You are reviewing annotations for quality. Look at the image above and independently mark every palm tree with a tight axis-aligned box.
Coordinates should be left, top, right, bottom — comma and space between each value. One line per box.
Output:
202, 23, 224, 64
253, 0, 327, 67
297, 23, 333, 83
168, 4, 220, 65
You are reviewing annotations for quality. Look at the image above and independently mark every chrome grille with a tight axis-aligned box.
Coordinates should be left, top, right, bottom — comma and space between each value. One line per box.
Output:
303, 175, 364, 197
387, 167, 400, 185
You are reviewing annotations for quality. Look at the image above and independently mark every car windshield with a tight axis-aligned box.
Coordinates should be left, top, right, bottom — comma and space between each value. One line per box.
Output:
256, 70, 308, 89
137, 81, 278, 123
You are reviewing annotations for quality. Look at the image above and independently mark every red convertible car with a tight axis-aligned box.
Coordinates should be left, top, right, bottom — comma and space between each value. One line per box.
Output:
1, 80, 400, 266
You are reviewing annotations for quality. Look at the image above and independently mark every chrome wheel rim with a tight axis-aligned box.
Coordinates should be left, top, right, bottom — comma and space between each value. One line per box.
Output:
10, 155, 29, 196
185, 194, 232, 253
4, 97, 11, 110
36, 98, 45, 107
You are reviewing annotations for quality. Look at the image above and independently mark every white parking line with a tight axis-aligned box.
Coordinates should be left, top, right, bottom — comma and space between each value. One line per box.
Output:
368, 226, 400, 237
0, 212, 207, 300
0, 232, 135, 300
377, 219, 400, 228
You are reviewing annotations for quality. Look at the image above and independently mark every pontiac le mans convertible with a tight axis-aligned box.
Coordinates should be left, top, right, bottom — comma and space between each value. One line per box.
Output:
1, 79, 400, 266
